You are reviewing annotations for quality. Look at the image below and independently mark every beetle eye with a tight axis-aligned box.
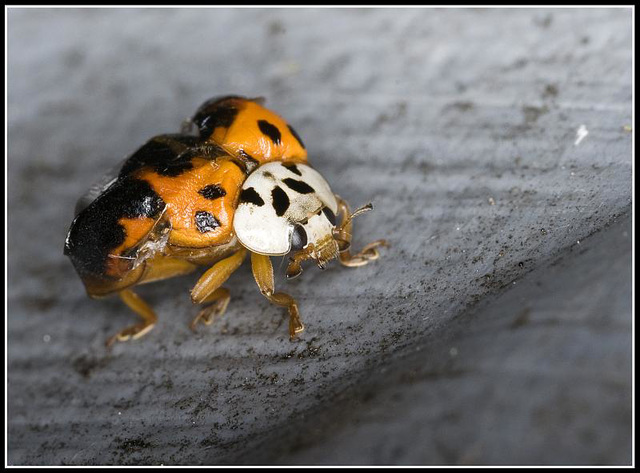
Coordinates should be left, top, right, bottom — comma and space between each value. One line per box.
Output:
291, 225, 308, 251
322, 207, 337, 226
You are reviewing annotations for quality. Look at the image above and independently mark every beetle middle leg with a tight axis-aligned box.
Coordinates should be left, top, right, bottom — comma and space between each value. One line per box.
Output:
251, 252, 304, 340
189, 288, 231, 331
334, 195, 388, 267
106, 289, 158, 347
190, 248, 247, 330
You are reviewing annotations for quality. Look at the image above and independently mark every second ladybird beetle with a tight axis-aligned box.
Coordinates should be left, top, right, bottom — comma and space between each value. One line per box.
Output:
64, 96, 387, 345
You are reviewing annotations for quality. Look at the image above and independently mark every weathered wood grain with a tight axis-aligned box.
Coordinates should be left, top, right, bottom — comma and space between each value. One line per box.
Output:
7, 8, 632, 465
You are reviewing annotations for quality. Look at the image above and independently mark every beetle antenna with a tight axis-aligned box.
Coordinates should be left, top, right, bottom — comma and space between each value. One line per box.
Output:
339, 202, 373, 230
349, 202, 373, 220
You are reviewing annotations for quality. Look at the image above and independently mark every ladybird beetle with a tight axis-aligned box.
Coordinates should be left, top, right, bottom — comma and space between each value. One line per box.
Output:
64, 96, 387, 345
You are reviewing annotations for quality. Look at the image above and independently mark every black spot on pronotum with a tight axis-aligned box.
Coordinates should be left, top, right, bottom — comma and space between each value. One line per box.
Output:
195, 210, 220, 233
240, 187, 265, 206
323, 207, 337, 226
271, 186, 290, 216
283, 178, 314, 194
198, 184, 227, 200
282, 162, 302, 176
257, 120, 282, 145
287, 124, 306, 149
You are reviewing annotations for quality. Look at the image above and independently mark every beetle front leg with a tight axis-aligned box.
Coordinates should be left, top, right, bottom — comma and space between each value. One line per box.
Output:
190, 248, 246, 331
334, 195, 388, 267
250, 252, 304, 340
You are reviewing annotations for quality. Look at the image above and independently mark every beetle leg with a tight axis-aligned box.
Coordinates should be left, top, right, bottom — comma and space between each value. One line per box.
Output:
139, 255, 198, 284
190, 248, 246, 330
251, 252, 304, 340
334, 195, 388, 267
190, 287, 231, 331
106, 289, 157, 347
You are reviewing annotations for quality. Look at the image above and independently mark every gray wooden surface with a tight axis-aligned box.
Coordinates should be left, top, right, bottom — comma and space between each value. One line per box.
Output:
7, 8, 632, 465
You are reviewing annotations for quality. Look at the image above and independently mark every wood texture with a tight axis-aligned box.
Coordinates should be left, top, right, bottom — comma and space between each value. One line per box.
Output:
7, 8, 632, 465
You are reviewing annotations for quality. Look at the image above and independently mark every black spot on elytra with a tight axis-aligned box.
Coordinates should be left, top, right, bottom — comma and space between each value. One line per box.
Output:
64, 177, 165, 278
120, 134, 199, 177
258, 120, 282, 145
240, 187, 265, 206
158, 160, 194, 177
195, 210, 220, 233
198, 184, 227, 200
282, 163, 302, 176
271, 186, 290, 216
287, 124, 306, 149
192, 96, 243, 139
283, 178, 314, 194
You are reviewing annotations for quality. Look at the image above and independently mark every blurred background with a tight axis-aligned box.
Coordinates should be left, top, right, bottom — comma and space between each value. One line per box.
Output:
7, 7, 632, 465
